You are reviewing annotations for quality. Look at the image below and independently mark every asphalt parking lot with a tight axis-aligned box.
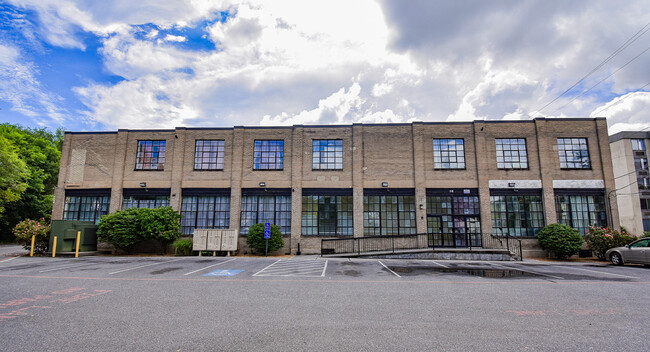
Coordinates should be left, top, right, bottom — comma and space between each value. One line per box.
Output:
1, 254, 649, 351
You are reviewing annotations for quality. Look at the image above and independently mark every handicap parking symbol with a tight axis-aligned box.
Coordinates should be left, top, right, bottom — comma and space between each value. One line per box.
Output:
203, 270, 243, 277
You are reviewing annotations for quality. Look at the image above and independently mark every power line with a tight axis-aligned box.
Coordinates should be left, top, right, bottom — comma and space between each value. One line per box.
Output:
591, 82, 650, 116
550, 45, 650, 115
530, 21, 650, 116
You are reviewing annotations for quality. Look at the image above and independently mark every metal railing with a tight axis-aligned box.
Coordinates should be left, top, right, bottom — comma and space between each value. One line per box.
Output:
482, 234, 523, 261
321, 233, 523, 260
321, 233, 429, 256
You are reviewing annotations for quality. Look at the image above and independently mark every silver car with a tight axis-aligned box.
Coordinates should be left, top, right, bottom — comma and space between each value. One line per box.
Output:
606, 238, 650, 265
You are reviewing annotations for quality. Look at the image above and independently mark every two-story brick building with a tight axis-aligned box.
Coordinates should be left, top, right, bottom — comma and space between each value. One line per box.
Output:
52, 118, 619, 257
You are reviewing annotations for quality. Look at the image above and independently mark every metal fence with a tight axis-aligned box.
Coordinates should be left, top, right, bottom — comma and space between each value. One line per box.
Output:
482, 234, 523, 261
321, 234, 429, 256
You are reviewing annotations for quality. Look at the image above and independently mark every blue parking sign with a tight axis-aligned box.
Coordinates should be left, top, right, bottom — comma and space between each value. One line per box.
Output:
264, 223, 271, 239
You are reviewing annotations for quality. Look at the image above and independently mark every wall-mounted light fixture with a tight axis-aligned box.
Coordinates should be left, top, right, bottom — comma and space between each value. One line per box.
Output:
508, 182, 516, 188
381, 182, 389, 188
419, 204, 424, 210
259, 182, 266, 187
140, 182, 147, 188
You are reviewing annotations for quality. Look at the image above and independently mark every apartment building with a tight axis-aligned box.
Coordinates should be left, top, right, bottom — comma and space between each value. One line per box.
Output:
52, 118, 618, 257
610, 131, 650, 235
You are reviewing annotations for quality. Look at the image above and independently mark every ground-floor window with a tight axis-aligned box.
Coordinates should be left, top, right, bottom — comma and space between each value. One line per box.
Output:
240, 189, 291, 235
643, 218, 650, 232
363, 189, 416, 236
302, 189, 353, 236
490, 189, 545, 237
63, 189, 111, 224
426, 189, 481, 247
555, 189, 607, 234
122, 188, 170, 209
180, 189, 230, 236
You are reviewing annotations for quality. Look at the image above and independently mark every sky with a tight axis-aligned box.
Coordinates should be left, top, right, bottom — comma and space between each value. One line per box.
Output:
0, 0, 649, 134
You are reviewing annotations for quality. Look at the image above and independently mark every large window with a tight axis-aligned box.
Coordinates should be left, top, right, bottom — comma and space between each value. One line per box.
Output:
253, 140, 284, 170
495, 138, 528, 169
135, 140, 166, 170
363, 190, 416, 236
194, 140, 225, 170
240, 190, 291, 235
122, 189, 170, 209
63, 190, 111, 224
490, 190, 544, 236
180, 189, 230, 236
634, 157, 648, 171
555, 191, 607, 235
302, 190, 353, 236
312, 140, 343, 170
641, 198, 650, 210
631, 139, 646, 151
433, 139, 466, 169
557, 138, 590, 169
426, 189, 481, 247
638, 177, 650, 190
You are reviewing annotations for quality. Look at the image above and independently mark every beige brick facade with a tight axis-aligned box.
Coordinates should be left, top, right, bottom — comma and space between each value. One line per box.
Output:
53, 118, 619, 257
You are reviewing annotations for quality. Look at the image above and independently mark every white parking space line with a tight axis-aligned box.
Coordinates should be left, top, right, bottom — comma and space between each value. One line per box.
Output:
253, 259, 327, 277
183, 258, 236, 276
565, 266, 639, 279
490, 263, 564, 280
378, 260, 401, 278
430, 260, 449, 268
253, 259, 282, 276
38, 261, 94, 273
109, 258, 183, 275
0, 256, 20, 263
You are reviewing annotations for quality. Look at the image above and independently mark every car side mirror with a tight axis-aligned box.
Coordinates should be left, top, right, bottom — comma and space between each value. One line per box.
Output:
625, 245, 630, 248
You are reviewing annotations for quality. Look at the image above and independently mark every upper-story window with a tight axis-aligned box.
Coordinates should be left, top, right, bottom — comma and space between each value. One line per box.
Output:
433, 139, 465, 169
194, 140, 225, 170
557, 138, 591, 169
254, 140, 284, 170
135, 140, 166, 170
632, 139, 646, 151
312, 139, 343, 170
495, 138, 528, 169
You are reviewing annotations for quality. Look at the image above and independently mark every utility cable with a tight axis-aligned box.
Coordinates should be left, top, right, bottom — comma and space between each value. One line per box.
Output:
591, 82, 650, 116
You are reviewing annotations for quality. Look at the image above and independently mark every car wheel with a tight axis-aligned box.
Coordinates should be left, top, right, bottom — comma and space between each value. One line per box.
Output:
610, 252, 623, 266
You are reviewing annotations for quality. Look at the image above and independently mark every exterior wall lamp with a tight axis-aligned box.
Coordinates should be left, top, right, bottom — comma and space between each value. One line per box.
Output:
259, 182, 266, 187
140, 182, 147, 187
381, 182, 389, 187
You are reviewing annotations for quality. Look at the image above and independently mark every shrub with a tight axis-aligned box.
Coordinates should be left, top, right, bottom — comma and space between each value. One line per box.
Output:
97, 208, 143, 253
246, 223, 284, 254
97, 207, 182, 254
584, 226, 638, 260
537, 223, 583, 259
173, 238, 193, 256
13, 218, 50, 254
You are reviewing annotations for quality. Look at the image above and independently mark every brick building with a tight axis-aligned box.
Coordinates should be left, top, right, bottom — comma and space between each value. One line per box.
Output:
52, 118, 618, 257
609, 131, 650, 234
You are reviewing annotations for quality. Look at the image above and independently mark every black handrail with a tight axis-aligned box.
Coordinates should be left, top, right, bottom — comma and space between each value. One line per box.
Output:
321, 234, 429, 256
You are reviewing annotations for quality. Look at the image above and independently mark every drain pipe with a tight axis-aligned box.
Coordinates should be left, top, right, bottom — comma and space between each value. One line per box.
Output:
297, 242, 301, 255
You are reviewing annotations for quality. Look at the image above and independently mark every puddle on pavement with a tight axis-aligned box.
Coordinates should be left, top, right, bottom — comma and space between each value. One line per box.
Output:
389, 266, 540, 278
150, 267, 182, 275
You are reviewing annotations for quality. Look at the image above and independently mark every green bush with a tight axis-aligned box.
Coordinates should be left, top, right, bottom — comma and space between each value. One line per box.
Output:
246, 223, 283, 254
97, 207, 182, 254
173, 238, 193, 256
584, 226, 638, 260
13, 218, 50, 254
537, 223, 583, 259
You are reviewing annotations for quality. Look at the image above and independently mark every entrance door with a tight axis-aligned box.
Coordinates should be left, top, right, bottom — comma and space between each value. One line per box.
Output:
318, 197, 337, 235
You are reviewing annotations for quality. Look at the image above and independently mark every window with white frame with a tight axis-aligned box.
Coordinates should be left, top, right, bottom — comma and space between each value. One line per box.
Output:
433, 139, 466, 169
312, 140, 343, 170
495, 138, 528, 169
557, 138, 591, 169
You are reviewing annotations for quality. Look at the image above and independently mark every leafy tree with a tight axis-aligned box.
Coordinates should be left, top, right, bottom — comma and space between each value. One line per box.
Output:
138, 207, 182, 253
0, 135, 29, 214
537, 223, 583, 259
246, 223, 284, 254
0, 124, 63, 242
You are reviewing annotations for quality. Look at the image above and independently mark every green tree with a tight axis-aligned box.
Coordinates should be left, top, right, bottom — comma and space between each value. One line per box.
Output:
0, 124, 63, 242
246, 223, 284, 254
537, 223, 583, 259
139, 207, 182, 254
0, 135, 29, 214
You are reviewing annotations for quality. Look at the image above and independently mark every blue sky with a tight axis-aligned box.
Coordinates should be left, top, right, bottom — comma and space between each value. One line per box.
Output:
1, 0, 649, 134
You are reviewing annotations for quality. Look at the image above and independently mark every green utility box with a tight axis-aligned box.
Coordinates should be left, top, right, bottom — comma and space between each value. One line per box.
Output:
50, 220, 98, 253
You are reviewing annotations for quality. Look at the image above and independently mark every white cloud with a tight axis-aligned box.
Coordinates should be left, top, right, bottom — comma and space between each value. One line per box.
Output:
590, 91, 650, 134
6, 0, 650, 133
0, 42, 66, 124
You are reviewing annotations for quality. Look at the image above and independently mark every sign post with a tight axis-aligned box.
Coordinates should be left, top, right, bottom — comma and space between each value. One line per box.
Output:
264, 223, 271, 257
